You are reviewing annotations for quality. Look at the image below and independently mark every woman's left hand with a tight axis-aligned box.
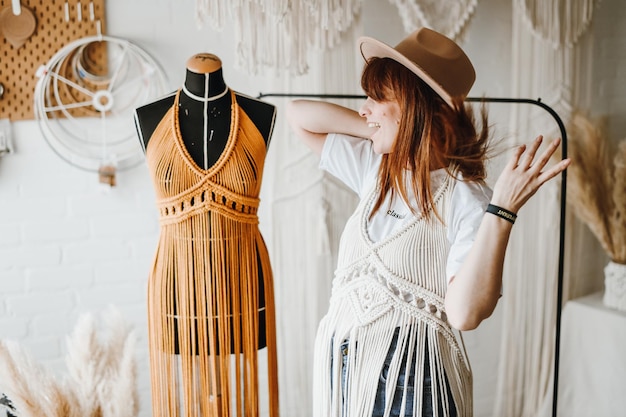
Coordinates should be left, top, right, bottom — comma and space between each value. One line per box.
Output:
490, 135, 571, 214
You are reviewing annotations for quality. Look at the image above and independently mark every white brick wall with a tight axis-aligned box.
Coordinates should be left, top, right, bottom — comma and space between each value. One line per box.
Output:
1, 1, 624, 417
0, 119, 158, 413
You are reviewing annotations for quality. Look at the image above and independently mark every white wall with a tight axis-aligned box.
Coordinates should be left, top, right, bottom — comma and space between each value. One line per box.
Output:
1, 1, 624, 416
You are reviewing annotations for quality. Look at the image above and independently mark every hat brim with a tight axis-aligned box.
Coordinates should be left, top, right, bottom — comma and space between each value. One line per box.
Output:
358, 36, 455, 108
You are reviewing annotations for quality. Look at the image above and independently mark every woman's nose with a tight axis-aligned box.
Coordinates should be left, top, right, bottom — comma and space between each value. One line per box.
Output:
358, 99, 371, 117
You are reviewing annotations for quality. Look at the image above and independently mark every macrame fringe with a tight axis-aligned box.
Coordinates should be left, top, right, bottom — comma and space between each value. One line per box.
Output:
195, 0, 227, 30
195, 0, 482, 74
386, 0, 478, 41
195, 0, 363, 76
518, 0, 599, 48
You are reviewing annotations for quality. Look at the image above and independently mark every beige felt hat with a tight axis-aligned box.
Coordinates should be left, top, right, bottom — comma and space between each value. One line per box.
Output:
359, 28, 475, 108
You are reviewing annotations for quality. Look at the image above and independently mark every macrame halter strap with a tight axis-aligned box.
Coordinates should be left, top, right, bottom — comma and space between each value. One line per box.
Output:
171, 88, 239, 176
359, 172, 453, 250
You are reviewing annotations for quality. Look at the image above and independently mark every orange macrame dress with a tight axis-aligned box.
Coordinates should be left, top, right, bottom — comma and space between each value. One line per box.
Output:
145, 90, 279, 417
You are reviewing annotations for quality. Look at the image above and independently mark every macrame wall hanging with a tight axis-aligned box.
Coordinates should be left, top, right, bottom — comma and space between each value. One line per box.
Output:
193, 0, 478, 75
195, 0, 360, 75
518, 0, 598, 48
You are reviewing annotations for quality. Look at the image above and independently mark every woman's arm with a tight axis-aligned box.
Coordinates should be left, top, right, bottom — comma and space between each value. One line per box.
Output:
286, 99, 376, 155
444, 136, 571, 331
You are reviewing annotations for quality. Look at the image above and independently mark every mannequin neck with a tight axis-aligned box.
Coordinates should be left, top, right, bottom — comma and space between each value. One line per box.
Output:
182, 68, 228, 101
177, 68, 232, 170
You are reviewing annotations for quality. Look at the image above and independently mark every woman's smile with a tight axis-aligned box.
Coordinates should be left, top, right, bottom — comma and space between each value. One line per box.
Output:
360, 97, 401, 154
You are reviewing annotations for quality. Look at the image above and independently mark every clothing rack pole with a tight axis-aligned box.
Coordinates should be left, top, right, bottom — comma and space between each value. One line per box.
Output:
258, 92, 568, 417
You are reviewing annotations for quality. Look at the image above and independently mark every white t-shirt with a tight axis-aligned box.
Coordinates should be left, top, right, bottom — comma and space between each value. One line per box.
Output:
319, 133, 492, 282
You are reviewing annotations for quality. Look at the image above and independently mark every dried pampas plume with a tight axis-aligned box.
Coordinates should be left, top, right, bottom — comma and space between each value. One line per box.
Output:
0, 306, 138, 417
565, 112, 626, 264
0, 341, 79, 417
612, 140, 626, 262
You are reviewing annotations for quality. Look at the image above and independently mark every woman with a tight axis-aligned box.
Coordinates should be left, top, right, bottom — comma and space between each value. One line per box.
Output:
286, 28, 570, 417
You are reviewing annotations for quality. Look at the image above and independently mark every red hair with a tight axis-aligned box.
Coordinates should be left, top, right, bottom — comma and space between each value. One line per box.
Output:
360, 57, 491, 222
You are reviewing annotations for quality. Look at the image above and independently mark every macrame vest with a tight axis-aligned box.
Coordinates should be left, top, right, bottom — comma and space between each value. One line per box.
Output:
145, 90, 279, 417
313, 174, 472, 417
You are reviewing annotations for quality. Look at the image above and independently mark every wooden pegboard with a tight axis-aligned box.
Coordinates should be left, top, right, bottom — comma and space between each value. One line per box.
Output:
0, 0, 106, 121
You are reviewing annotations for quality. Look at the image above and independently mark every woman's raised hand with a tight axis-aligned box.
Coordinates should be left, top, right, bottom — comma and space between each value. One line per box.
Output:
490, 136, 571, 214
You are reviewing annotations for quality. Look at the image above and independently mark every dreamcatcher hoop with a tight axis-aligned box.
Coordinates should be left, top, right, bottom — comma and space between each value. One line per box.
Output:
34, 34, 168, 183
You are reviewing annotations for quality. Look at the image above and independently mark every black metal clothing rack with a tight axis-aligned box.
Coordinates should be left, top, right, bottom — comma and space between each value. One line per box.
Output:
258, 92, 568, 417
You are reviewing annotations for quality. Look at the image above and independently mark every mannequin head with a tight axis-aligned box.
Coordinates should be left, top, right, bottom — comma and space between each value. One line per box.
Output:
186, 53, 222, 74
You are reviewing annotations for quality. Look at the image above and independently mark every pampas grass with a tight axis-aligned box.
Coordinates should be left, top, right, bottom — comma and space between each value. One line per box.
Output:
565, 112, 626, 264
0, 307, 138, 417
65, 313, 104, 417
0, 341, 78, 417
612, 140, 626, 263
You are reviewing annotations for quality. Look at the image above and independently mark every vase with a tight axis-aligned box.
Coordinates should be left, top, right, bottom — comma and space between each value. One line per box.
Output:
603, 261, 626, 312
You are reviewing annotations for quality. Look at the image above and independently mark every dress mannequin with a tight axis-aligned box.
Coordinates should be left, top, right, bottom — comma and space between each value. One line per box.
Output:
135, 53, 279, 417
